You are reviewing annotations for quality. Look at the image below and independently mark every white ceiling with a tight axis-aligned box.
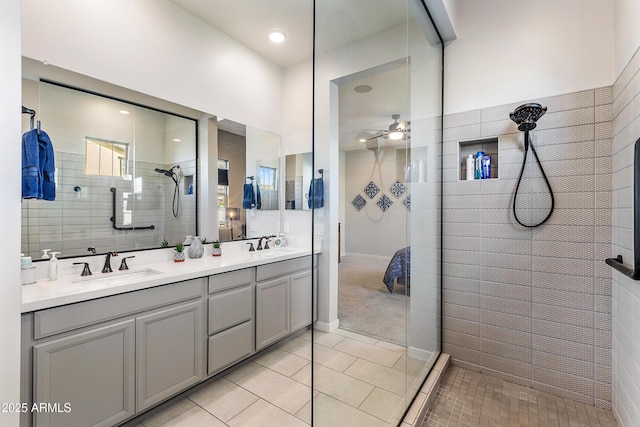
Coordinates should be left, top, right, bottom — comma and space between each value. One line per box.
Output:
169, 0, 417, 150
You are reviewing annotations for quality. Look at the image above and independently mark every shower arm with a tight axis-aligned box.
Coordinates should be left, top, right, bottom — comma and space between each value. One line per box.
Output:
606, 138, 640, 280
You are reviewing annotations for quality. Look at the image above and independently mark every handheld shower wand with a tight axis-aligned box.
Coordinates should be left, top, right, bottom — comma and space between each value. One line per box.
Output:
509, 103, 554, 228
154, 165, 181, 217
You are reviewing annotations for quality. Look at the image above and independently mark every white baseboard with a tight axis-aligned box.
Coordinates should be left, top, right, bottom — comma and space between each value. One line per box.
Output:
314, 319, 339, 333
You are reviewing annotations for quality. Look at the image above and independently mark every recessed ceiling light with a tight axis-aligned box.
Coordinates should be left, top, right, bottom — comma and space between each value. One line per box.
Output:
172, 138, 181, 142
269, 30, 287, 44
119, 110, 130, 115
354, 85, 373, 93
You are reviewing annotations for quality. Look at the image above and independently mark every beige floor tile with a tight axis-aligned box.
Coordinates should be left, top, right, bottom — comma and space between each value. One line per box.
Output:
287, 338, 312, 360
314, 342, 358, 372
154, 405, 226, 427
140, 397, 196, 427
345, 358, 408, 395
254, 348, 310, 377
313, 330, 346, 348
313, 392, 387, 427
334, 328, 379, 345
227, 399, 309, 427
358, 387, 406, 422
224, 360, 263, 383
276, 336, 309, 352
295, 400, 312, 424
187, 378, 258, 422
375, 339, 406, 352
291, 361, 312, 386
235, 366, 311, 414
334, 337, 403, 367
313, 364, 376, 407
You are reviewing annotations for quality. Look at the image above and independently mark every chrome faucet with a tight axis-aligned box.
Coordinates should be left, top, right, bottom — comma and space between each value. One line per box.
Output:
102, 251, 118, 273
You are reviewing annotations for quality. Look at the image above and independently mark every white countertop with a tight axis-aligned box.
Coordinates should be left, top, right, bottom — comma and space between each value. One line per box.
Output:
22, 246, 312, 313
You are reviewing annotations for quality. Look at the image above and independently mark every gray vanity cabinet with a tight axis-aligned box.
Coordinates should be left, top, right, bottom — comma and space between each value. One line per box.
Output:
255, 256, 314, 351
255, 276, 290, 350
135, 300, 205, 411
207, 268, 255, 375
23, 278, 206, 427
290, 270, 313, 332
32, 319, 136, 427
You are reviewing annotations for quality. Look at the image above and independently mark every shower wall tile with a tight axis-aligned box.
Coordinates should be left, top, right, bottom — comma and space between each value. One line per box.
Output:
611, 46, 640, 423
442, 87, 612, 408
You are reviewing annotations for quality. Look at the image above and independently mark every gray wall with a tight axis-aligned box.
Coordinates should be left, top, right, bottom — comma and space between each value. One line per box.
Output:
442, 88, 612, 408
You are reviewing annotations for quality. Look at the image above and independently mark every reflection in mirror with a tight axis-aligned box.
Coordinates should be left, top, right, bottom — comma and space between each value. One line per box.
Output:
285, 152, 312, 210
21, 80, 197, 259
217, 121, 247, 241
256, 157, 279, 210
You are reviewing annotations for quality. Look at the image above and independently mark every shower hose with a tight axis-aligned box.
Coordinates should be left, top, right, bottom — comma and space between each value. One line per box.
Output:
512, 129, 555, 228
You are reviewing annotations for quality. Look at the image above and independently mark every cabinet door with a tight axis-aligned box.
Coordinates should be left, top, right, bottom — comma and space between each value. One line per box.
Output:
255, 277, 290, 350
33, 319, 135, 427
290, 270, 313, 332
136, 300, 205, 412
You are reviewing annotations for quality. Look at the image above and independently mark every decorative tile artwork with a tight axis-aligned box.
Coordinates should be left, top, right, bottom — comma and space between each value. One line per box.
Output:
389, 180, 407, 199
377, 194, 393, 212
352, 194, 367, 211
403, 194, 411, 211
364, 181, 380, 199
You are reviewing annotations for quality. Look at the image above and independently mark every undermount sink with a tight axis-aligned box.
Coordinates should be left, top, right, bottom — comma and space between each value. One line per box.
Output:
71, 268, 162, 284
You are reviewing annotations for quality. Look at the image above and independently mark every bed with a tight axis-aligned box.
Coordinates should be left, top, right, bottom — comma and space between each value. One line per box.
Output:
382, 247, 410, 293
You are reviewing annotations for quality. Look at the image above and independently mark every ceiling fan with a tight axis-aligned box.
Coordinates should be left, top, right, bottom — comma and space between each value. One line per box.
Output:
357, 114, 410, 143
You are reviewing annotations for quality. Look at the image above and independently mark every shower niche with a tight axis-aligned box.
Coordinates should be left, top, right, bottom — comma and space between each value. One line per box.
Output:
459, 137, 499, 180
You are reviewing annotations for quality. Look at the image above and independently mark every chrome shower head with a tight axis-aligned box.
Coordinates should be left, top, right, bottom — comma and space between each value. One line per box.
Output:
509, 103, 547, 132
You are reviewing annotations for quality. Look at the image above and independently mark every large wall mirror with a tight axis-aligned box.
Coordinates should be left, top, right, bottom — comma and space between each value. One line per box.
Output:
21, 79, 198, 259
21, 59, 283, 258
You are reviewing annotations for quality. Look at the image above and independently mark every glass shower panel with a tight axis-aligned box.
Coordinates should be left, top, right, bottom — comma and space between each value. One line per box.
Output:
313, 0, 442, 425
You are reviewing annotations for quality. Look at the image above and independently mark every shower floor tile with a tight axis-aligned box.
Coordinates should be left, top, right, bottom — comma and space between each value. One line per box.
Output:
420, 365, 618, 427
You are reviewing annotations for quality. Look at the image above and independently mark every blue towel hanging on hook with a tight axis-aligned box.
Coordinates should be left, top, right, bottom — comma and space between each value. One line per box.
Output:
242, 183, 255, 209
22, 128, 56, 200
308, 177, 324, 209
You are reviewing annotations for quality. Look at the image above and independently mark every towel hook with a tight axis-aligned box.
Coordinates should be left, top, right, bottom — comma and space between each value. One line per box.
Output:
245, 176, 254, 182
318, 169, 324, 178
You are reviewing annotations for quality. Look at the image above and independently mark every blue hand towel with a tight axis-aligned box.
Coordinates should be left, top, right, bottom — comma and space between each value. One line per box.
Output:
22, 129, 40, 199
242, 183, 255, 209
256, 184, 262, 209
38, 130, 56, 201
308, 178, 324, 209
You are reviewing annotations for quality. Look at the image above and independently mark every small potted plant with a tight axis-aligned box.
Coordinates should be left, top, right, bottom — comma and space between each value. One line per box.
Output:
174, 242, 186, 262
160, 239, 170, 248
211, 240, 222, 257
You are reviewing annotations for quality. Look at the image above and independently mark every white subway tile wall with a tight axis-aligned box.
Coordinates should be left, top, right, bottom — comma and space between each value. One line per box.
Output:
21, 155, 196, 258
611, 47, 640, 427
442, 87, 613, 409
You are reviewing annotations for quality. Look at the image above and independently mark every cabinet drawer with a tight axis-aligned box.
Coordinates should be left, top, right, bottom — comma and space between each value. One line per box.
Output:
255, 256, 311, 282
208, 268, 253, 294
207, 321, 253, 375
34, 278, 205, 339
208, 285, 253, 335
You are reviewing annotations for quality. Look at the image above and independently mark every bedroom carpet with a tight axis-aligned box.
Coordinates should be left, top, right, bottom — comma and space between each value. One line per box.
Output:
338, 253, 408, 345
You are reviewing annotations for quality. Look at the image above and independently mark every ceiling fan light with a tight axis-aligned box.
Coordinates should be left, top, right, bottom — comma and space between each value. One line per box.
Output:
388, 131, 403, 140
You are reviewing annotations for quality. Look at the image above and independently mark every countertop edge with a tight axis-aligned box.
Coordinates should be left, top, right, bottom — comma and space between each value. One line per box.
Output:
22, 249, 314, 313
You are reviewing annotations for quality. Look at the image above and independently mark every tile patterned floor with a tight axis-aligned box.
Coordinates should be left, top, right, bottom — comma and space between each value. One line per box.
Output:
420, 365, 618, 427
127, 328, 428, 427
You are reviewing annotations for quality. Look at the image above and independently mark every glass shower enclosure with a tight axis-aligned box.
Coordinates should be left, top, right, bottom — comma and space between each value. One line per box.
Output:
312, 0, 443, 424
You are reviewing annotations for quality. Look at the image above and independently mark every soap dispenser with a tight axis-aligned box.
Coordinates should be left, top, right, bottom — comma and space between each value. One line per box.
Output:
49, 252, 61, 281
